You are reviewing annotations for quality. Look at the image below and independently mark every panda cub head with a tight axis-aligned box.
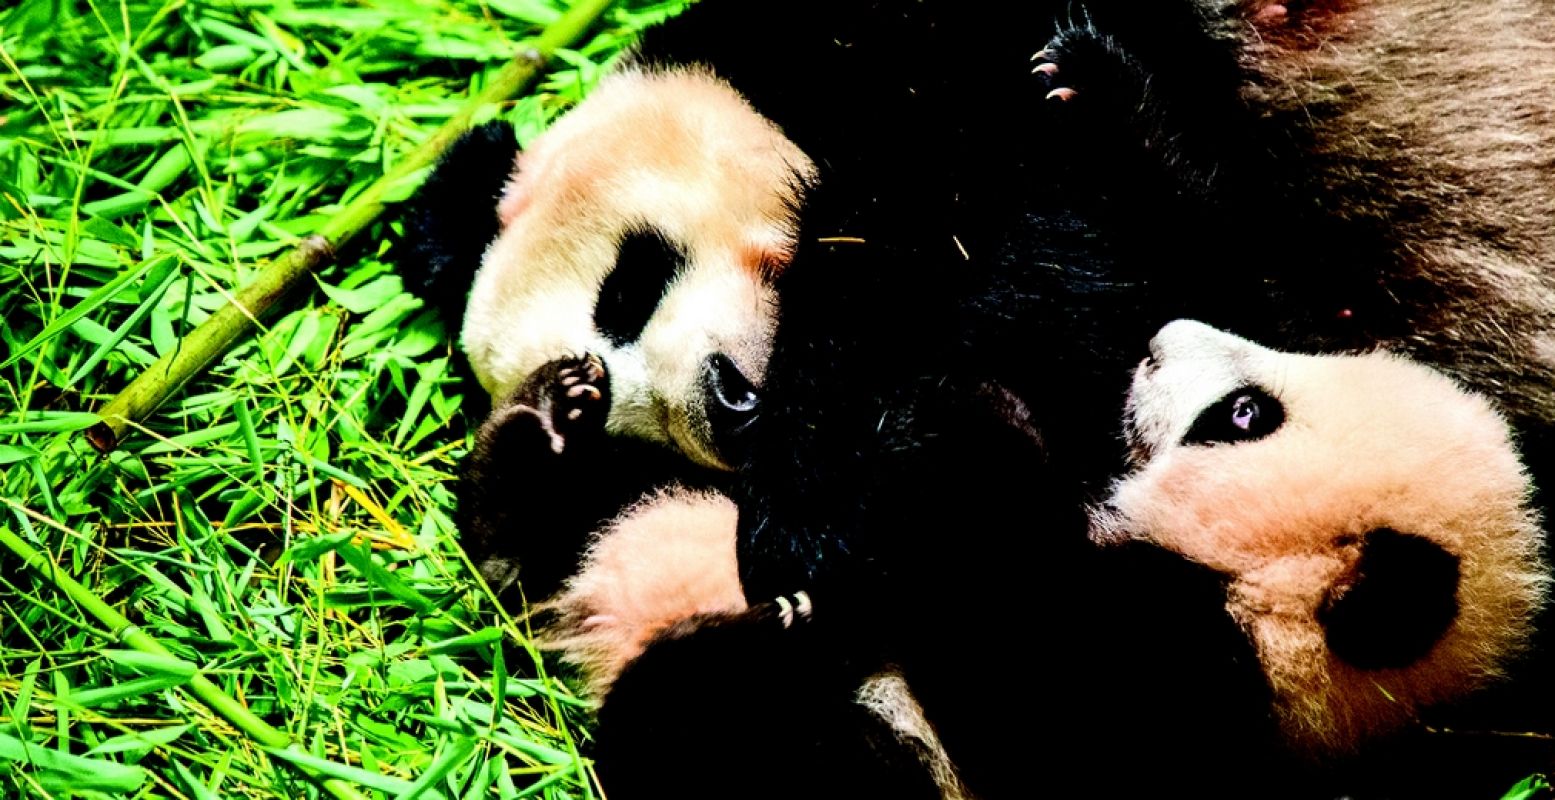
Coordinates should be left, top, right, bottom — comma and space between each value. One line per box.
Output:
462, 66, 815, 469
1093, 320, 1549, 756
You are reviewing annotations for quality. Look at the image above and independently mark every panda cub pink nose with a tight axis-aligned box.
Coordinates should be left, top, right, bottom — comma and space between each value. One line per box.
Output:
1318, 528, 1461, 670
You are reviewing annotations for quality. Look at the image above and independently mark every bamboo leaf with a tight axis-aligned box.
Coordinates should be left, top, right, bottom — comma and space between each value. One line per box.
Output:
0, 729, 148, 792
1, 254, 175, 370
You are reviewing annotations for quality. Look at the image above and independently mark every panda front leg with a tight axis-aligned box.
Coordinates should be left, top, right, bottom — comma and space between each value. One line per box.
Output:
458, 354, 615, 603
1029, 23, 1247, 214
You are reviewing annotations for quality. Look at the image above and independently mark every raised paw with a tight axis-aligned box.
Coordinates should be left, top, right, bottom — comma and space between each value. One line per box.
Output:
762, 591, 814, 629
507, 354, 611, 454
1030, 27, 1142, 106
1030, 49, 1077, 102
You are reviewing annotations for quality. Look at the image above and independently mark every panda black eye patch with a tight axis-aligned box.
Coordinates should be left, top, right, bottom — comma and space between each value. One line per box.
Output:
595, 227, 688, 346
1182, 386, 1284, 446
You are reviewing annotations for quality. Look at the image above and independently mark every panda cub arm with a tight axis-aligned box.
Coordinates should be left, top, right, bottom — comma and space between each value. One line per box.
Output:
460, 354, 711, 603
591, 595, 950, 800
544, 491, 956, 800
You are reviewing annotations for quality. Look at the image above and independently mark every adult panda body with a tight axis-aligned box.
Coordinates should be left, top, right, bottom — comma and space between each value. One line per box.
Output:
405, 0, 1555, 796
573, 0, 1555, 797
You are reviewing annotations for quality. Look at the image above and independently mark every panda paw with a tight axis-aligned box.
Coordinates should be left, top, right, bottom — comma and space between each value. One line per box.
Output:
507, 354, 611, 455
1031, 27, 1146, 107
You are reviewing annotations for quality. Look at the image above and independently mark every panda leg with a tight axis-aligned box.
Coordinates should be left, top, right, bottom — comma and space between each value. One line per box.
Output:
593, 596, 947, 800
458, 354, 618, 602
1029, 26, 1232, 207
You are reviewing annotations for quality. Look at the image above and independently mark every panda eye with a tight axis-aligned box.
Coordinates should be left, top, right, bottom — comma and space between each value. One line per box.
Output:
1182, 387, 1284, 445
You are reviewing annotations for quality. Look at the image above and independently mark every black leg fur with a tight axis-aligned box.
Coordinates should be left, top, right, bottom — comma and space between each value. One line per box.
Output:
399, 120, 519, 326
594, 599, 944, 800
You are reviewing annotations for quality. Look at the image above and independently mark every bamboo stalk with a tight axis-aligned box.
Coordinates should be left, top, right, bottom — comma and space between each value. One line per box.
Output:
85, 0, 617, 453
0, 526, 372, 800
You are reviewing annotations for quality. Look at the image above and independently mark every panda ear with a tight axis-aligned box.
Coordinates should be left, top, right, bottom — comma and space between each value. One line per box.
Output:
400, 120, 520, 325
1318, 528, 1461, 671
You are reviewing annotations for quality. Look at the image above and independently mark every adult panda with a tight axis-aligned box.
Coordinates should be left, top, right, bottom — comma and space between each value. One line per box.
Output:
557, 1, 1555, 798
405, 0, 1555, 795
581, 321, 1550, 800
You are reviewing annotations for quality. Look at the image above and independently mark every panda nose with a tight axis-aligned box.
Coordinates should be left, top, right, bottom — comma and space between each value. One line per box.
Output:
1318, 529, 1461, 670
703, 353, 759, 415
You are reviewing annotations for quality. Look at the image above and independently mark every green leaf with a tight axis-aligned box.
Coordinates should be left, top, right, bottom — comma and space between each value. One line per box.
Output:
1, 254, 175, 370
85, 724, 192, 757
265, 746, 438, 798
67, 674, 191, 708
320, 274, 407, 314
100, 649, 199, 677
0, 412, 102, 434
397, 736, 477, 800
425, 627, 503, 655
1502, 775, 1552, 800
0, 729, 148, 792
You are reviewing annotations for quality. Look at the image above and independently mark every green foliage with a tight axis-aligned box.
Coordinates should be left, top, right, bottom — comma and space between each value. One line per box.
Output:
0, 0, 684, 796
1503, 774, 1553, 800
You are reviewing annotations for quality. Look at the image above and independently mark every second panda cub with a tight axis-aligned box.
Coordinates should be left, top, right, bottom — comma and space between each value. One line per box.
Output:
1091, 320, 1550, 791
581, 321, 1551, 799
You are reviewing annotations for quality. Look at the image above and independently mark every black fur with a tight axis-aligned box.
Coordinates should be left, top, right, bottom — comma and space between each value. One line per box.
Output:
1320, 528, 1463, 671
594, 227, 688, 346
458, 355, 721, 602
597, 2, 1555, 798
594, 601, 945, 800
400, 120, 519, 326
410, 0, 1555, 796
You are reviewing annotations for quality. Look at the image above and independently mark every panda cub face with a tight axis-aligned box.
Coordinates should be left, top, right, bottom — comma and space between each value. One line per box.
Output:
1095, 320, 1549, 755
461, 67, 815, 470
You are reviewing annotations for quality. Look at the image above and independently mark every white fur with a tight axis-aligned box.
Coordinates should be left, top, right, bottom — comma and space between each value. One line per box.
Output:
1095, 320, 1549, 755
461, 67, 814, 469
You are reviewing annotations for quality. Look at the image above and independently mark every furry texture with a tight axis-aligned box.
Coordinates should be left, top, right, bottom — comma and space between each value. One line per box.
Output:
540, 488, 745, 697
464, 67, 813, 469
400, 121, 519, 326
407, 0, 1555, 795
1219, 0, 1555, 429
572, 2, 1555, 796
854, 672, 971, 800
410, 66, 812, 604
1094, 321, 1550, 755
537, 485, 970, 799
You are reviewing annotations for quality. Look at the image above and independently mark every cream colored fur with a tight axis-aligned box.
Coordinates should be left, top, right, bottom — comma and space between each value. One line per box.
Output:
462, 67, 814, 469
541, 490, 971, 800
540, 487, 746, 697
857, 672, 974, 800
1095, 321, 1549, 756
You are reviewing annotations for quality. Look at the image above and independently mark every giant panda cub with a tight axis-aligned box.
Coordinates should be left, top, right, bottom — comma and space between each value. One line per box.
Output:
566, 321, 1551, 800
1086, 320, 1554, 796
403, 64, 814, 602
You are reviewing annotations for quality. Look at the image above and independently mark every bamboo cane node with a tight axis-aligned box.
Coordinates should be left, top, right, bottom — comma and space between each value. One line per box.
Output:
85, 420, 120, 453
300, 234, 337, 264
